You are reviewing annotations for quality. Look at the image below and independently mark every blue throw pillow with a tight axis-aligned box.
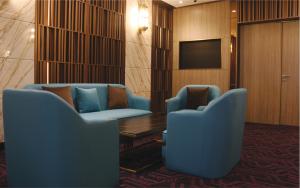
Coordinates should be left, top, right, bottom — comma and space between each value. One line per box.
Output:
76, 87, 101, 113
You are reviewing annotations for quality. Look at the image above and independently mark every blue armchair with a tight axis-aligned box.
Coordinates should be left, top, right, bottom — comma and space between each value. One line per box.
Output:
3, 89, 119, 187
166, 85, 221, 113
163, 89, 247, 178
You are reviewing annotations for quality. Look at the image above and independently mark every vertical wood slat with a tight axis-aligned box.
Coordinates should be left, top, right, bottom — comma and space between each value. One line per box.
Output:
35, 0, 125, 84
238, 0, 299, 24
151, 0, 173, 113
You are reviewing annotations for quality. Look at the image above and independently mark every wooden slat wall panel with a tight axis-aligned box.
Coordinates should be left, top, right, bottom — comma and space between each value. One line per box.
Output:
151, 1, 173, 113
35, 0, 126, 84
238, 0, 299, 23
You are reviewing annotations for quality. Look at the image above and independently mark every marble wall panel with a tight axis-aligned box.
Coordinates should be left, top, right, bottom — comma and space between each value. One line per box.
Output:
0, 17, 35, 60
126, 0, 152, 46
0, 58, 34, 89
0, 0, 35, 23
125, 0, 152, 99
125, 67, 151, 95
0, 0, 35, 142
0, 58, 34, 142
126, 41, 151, 69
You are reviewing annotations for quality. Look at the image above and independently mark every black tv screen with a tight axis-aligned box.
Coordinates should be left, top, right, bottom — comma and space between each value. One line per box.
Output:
179, 39, 221, 69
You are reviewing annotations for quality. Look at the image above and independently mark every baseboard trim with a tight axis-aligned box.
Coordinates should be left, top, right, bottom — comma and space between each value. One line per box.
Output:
246, 122, 299, 127
0, 142, 4, 151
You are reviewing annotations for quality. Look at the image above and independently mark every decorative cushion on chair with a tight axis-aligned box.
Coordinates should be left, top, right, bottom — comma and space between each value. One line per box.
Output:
76, 87, 101, 113
42, 86, 74, 107
108, 85, 128, 109
186, 87, 209, 109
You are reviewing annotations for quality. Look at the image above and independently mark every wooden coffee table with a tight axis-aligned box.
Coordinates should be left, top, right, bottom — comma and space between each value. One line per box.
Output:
119, 114, 166, 173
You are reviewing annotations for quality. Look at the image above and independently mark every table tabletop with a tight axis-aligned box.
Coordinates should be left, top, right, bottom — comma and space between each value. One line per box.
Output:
119, 114, 167, 138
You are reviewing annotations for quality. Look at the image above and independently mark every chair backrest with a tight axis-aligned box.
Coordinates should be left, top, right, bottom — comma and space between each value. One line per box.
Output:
176, 85, 221, 107
206, 88, 247, 122
24, 83, 132, 111
205, 88, 247, 165
3, 89, 84, 185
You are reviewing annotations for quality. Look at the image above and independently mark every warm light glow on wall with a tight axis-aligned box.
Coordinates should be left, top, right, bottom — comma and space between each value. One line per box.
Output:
7, 0, 19, 8
129, 2, 149, 33
129, 6, 139, 29
29, 27, 35, 41
46, 62, 49, 84
138, 4, 149, 31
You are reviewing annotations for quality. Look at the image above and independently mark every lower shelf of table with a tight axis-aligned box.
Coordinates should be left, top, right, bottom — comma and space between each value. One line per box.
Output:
120, 142, 162, 173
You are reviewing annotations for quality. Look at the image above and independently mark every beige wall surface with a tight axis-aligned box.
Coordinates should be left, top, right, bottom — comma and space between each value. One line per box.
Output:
172, 0, 231, 95
125, 0, 152, 99
0, 0, 35, 142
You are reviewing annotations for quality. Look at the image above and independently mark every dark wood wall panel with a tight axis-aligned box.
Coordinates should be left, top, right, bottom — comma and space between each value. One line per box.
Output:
238, 0, 299, 23
35, 0, 125, 84
151, 1, 173, 113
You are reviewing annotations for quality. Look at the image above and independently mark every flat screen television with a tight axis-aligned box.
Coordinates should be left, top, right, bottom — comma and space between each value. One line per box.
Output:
179, 39, 221, 69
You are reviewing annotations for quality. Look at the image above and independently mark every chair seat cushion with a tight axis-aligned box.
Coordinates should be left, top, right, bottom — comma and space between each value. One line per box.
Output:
177, 109, 199, 113
197, 105, 206, 111
80, 109, 151, 121
163, 130, 167, 142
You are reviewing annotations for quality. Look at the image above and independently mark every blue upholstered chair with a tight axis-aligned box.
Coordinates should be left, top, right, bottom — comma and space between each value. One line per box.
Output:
163, 85, 221, 157
163, 89, 247, 178
166, 85, 221, 113
3, 89, 119, 187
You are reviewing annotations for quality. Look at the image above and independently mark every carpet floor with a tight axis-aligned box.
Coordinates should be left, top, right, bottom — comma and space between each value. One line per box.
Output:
0, 124, 299, 187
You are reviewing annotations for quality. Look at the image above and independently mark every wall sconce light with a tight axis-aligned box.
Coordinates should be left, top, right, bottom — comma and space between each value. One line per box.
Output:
138, 4, 149, 32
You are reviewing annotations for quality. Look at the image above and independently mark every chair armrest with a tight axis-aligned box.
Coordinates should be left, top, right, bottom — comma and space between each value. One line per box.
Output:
167, 110, 208, 130
166, 96, 183, 113
3, 89, 119, 186
165, 111, 216, 173
165, 98, 244, 178
80, 119, 119, 186
128, 95, 151, 111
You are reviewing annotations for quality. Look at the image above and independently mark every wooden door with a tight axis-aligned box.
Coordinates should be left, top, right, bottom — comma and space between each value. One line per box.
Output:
240, 23, 282, 124
280, 21, 299, 126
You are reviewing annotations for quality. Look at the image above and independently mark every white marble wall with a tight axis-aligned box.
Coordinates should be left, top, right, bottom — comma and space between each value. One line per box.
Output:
125, 0, 152, 99
0, 0, 35, 142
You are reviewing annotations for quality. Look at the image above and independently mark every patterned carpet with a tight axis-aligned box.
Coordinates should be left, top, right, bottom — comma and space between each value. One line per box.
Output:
0, 124, 299, 187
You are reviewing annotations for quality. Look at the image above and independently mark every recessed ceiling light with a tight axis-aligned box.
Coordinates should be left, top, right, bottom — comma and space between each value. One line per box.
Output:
179, 1, 183, 4
232, 10, 236, 13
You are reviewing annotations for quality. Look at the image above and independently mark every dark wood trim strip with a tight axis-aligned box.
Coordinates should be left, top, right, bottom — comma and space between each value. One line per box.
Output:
246, 122, 299, 127
151, 0, 173, 113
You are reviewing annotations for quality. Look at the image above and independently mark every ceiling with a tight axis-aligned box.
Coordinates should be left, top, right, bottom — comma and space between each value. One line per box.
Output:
161, 0, 219, 8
